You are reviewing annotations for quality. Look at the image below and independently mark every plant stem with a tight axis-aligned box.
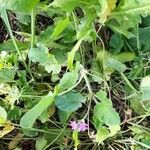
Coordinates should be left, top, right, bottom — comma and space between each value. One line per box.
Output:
58, 74, 84, 96
1, 9, 34, 80
31, 9, 35, 48
121, 72, 138, 93
136, 23, 140, 55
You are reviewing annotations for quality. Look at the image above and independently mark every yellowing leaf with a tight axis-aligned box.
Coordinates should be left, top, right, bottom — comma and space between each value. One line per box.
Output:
109, 125, 120, 136
0, 106, 7, 125
95, 125, 120, 144
0, 122, 14, 138
99, 0, 117, 24
95, 126, 110, 144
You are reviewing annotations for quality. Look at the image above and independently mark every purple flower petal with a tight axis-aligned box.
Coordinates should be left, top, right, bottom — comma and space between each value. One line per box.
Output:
70, 120, 78, 130
78, 122, 88, 132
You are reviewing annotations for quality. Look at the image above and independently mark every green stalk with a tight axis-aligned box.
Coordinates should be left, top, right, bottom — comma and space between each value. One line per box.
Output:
121, 72, 138, 93
31, 9, 35, 48
1, 9, 34, 80
136, 23, 140, 55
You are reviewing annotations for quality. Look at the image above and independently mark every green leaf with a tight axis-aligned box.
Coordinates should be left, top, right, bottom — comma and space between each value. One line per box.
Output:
7, 107, 21, 121
108, 19, 136, 38
1, 0, 39, 14
106, 58, 127, 73
58, 110, 71, 124
112, 0, 150, 17
109, 0, 150, 37
28, 46, 49, 63
55, 92, 86, 112
77, 8, 96, 40
51, 18, 70, 40
0, 40, 29, 52
28, 45, 61, 74
36, 136, 47, 150
94, 91, 120, 127
0, 69, 15, 83
109, 33, 123, 53
20, 93, 55, 129
51, 0, 79, 12
112, 52, 135, 63
94, 102, 120, 126
94, 91, 121, 143
58, 71, 78, 92
140, 76, 150, 101
38, 26, 53, 45
96, 90, 112, 104
95, 125, 120, 144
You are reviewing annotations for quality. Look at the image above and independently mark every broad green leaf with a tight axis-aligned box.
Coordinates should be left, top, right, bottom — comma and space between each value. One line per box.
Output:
20, 93, 55, 128
127, 27, 150, 52
109, 0, 150, 37
51, 18, 70, 40
58, 71, 78, 92
36, 136, 47, 150
28, 45, 61, 74
58, 110, 71, 124
0, 0, 39, 14
142, 16, 150, 27
96, 90, 112, 104
109, 33, 123, 53
28, 46, 49, 63
96, 50, 133, 75
112, 0, 150, 17
94, 91, 121, 144
55, 92, 86, 112
0, 40, 29, 52
94, 102, 120, 126
38, 26, 53, 45
38, 106, 55, 123
44, 61, 61, 74
140, 76, 150, 101
112, 52, 135, 63
106, 58, 127, 73
7, 107, 21, 121
51, 0, 79, 12
108, 19, 136, 38
0, 69, 15, 83
0, 106, 7, 125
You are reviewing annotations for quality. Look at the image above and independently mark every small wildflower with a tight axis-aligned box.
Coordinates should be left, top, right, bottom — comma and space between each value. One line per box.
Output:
69, 120, 88, 132
78, 122, 88, 132
70, 120, 78, 130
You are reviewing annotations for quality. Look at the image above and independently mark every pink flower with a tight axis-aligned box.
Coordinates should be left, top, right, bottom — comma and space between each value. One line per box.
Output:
70, 120, 78, 130
78, 122, 88, 132
69, 120, 88, 132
